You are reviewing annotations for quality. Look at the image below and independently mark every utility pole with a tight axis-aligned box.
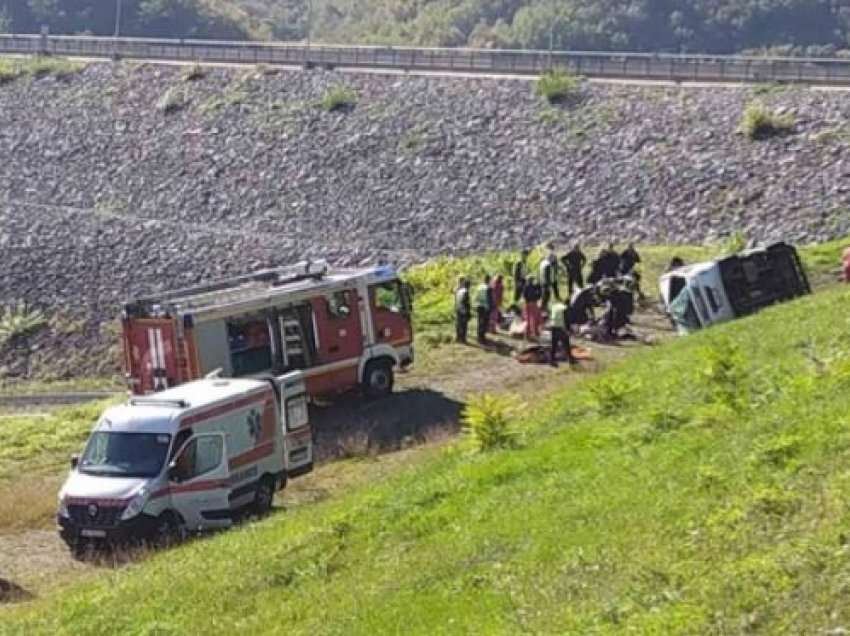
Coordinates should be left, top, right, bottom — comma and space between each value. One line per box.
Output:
114, 0, 122, 38
548, 0, 557, 69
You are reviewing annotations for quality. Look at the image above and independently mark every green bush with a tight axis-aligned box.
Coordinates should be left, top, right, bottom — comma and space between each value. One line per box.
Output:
181, 63, 206, 82
320, 85, 357, 112
462, 393, 521, 451
0, 303, 47, 347
535, 68, 580, 104
157, 87, 187, 115
739, 101, 795, 140
589, 376, 638, 416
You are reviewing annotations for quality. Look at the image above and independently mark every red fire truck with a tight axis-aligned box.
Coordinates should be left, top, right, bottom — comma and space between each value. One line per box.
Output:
121, 261, 414, 399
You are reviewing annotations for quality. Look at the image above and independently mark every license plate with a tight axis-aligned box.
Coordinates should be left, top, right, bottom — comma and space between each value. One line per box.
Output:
81, 529, 106, 538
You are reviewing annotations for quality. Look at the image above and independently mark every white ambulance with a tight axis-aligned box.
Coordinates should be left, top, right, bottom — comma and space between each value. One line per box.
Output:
57, 372, 312, 551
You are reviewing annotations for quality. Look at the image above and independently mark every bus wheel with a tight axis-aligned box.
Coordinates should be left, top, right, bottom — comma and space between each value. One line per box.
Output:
364, 360, 394, 398
254, 477, 275, 516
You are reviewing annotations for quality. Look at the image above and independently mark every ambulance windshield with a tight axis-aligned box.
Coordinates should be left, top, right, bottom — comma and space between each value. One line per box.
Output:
79, 432, 171, 478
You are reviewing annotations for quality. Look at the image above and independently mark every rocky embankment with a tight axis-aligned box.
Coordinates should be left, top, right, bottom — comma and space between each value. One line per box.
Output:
1, 62, 850, 378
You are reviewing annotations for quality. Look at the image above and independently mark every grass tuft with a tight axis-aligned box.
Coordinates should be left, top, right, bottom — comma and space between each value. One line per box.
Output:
462, 393, 522, 451
535, 68, 581, 104
739, 100, 795, 140
319, 84, 357, 112
0, 56, 84, 85
0, 303, 47, 347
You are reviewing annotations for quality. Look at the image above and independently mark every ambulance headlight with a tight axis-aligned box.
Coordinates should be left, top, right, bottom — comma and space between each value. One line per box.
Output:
121, 488, 149, 521
58, 496, 70, 519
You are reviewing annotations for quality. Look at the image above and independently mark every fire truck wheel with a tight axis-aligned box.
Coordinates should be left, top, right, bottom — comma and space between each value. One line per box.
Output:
364, 359, 394, 398
254, 477, 275, 516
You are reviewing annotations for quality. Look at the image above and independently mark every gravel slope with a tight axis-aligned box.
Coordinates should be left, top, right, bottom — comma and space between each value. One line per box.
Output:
1, 62, 849, 378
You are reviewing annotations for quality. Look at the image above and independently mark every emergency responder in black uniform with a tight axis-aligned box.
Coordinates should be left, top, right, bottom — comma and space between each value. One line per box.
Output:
568, 285, 598, 328
454, 277, 471, 344
561, 243, 587, 297
602, 282, 636, 339
600, 243, 621, 278
513, 249, 530, 304
620, 243, 641, 275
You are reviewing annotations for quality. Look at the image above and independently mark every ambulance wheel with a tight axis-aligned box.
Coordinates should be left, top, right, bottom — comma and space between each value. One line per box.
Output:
254, 477, 275, 516
364, 360, 394, 398
151, 511, 180, 548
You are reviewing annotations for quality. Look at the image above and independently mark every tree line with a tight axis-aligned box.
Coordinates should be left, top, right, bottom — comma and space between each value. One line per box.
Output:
2, 0, 850, 57
0, 0, 254, 40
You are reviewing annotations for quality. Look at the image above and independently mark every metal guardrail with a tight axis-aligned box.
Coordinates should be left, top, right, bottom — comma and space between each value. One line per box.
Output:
2, 33, 850, 85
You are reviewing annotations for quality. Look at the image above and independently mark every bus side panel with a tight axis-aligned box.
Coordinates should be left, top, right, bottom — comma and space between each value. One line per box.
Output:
123, 318, 180, 394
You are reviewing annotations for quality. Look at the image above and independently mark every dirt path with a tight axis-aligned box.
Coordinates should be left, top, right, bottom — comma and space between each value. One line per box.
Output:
0, 306, 674, 607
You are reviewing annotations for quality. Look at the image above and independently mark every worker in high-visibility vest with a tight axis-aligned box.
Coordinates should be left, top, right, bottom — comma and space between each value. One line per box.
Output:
548, 299, 576, 367
454, 277, 471, 344
474, 275, 493, 344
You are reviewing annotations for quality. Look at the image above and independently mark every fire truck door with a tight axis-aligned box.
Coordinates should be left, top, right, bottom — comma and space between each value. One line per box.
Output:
124, 319, 179, 393
311, 289, 363, 364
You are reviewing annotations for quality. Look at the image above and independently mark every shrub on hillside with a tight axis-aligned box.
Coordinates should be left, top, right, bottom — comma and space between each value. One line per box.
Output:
462, 393, 521, 452
739, 101, 795, 140
535, 68, 580, 104
181, 63, 206, 82
157, 87, 187, 115
0, 303, 47, 348
320, 85, 357, 112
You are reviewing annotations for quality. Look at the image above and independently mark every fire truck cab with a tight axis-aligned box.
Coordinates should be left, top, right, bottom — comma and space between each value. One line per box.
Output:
121, 261, 414, 398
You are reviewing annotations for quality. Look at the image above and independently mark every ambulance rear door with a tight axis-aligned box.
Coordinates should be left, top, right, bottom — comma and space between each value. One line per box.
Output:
277, 371, 313, 478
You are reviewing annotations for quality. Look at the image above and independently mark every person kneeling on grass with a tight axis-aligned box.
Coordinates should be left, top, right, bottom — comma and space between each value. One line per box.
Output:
549, 299, 576, 367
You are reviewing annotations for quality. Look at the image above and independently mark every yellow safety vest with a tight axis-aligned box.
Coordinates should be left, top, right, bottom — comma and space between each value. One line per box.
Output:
550, 302, 567, 327
474, 284, 489, 309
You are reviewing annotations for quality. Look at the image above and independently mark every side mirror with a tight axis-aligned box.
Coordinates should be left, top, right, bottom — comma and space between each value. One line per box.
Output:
167, 460, 181, 483
70, 454, 79, 469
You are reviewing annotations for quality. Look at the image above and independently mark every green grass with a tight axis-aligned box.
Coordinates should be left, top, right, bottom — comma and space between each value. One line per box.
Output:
0, 400, 113, 480
739, 100, 796, 140
6, 270, 850, 632
319, 85, 357, 112
535, 68, 581, 104
0, 56, 84, 84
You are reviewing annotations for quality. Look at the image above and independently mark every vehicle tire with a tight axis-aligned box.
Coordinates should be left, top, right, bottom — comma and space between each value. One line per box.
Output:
363, 359, 394, 399
151, 511, 180, 548
254, 477, 275, 516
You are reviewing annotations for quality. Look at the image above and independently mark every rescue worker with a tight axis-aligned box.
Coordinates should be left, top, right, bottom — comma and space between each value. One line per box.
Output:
548, 299, 576, 367
620, 243, 641, 275
667, 256, 685, 272
568, 285, 598, 328
513, 249, 530, 303
601, 280, 636, 339
522, 275, 543, 340
562, 243, 587, 296
539, 246, 559, 310
454, 277, 471, 344
474, 275, 492, 344
489, 274, 504, 333
599, 243, 621, 279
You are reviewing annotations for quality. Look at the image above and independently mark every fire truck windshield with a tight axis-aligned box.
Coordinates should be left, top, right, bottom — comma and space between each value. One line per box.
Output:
79, 432, 172, 478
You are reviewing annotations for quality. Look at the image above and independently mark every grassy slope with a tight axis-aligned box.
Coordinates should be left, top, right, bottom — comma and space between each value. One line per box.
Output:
5, 268, 850, 632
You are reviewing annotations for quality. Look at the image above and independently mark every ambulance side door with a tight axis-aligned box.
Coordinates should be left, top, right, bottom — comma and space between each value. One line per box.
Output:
168, 433, 233, 531
278, 373, 313, 478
